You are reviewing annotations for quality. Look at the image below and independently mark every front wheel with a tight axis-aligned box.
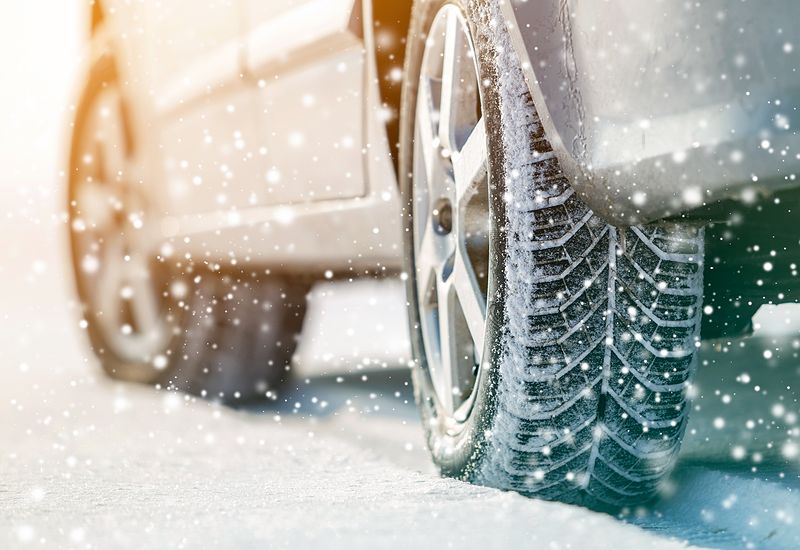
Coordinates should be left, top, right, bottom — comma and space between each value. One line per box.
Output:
400, 0, 705, 508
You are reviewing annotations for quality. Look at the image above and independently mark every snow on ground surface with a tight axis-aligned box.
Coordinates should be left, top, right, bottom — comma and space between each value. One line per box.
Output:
1, 268, 799, 549
1, 279, 697, 550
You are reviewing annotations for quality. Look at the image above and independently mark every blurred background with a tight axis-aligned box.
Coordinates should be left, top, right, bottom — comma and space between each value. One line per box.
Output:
1, 1, 81, 321
0, 0, 411, 387
1, 2, 799, 549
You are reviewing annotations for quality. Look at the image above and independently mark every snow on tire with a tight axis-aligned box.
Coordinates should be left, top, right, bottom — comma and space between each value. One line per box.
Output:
401, 0, 705, 508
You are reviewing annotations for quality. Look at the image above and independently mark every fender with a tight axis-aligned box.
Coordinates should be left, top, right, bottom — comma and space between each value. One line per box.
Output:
503, 0, 800, 225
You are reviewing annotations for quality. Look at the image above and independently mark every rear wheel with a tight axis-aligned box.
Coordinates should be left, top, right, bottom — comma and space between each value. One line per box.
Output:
400, 0, 706, 507
68, 56, 308, 402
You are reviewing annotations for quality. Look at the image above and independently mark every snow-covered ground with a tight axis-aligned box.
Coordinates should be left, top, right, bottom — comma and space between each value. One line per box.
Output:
2, 2, 799, 549
0, 305, 692, 550
2, 268, 799, 549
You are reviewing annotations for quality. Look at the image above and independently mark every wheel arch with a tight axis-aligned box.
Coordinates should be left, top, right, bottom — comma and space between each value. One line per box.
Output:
366, 0, 414, 170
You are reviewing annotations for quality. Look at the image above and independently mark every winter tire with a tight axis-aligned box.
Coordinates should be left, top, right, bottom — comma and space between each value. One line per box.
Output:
400, 0, 705, 507
68, 55, 308, 403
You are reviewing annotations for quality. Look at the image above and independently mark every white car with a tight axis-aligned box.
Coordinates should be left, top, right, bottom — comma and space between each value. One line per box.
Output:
67, 0, 800, 507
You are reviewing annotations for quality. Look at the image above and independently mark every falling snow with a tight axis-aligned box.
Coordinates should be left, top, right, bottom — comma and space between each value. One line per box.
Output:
1, 0, 800, 549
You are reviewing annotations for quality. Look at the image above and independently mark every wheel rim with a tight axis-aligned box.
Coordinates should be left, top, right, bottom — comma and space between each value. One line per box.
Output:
71, 87, 171, 366
412, 5, 490, 425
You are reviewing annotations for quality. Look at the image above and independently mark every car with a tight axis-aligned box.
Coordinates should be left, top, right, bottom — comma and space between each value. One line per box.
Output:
67, 0, 800, 508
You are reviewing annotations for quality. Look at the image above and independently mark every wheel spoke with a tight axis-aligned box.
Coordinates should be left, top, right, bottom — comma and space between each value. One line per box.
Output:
415, 264, 439, 377
95, 234, 126, 328
438, 9, 462, 154
451, 249, 486, 363
94, 90, 132, 188
126, 253, 162, 334
416, 78, 439, 186
452, 117, 487, 208
436, 277, 456, 413
415, 223, 440, 287
75, 179, 120, 233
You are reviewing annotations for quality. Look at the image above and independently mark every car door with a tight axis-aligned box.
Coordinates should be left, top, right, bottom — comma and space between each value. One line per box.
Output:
135, 0, 266, 219
242, 0, 367, 206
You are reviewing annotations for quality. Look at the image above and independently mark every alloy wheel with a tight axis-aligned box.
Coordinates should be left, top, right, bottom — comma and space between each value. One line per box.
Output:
412, 5, 491, 426
70, 87, 171, 366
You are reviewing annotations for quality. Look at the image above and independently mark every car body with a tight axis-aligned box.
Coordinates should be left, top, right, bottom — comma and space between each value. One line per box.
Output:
82, 0, 402, 274
507, 0, 800, 225
82, 0, 800, 271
